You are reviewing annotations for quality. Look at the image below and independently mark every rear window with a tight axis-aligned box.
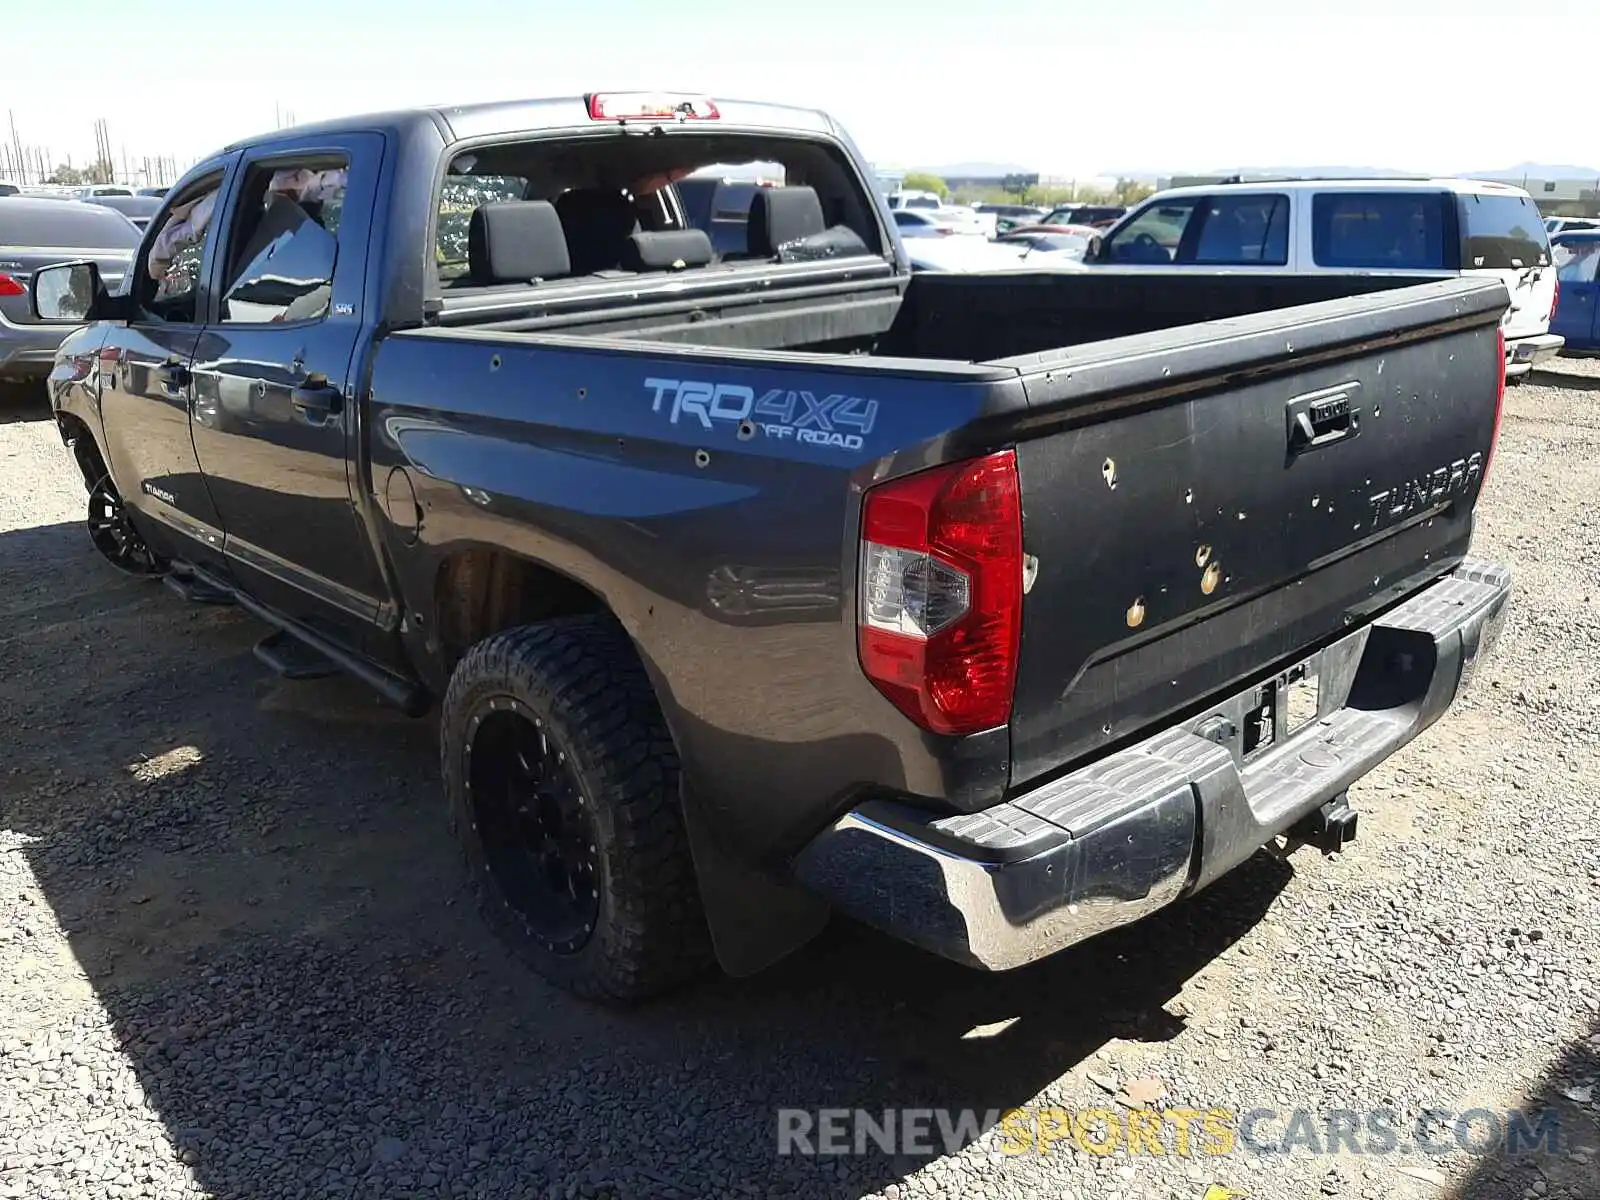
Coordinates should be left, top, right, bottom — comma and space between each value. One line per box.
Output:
676, 172, 785, 257
0, 202, 143, 250
436, 175, 529, 281
1311, 192, 1450, 270
1459, 192, 1549, 269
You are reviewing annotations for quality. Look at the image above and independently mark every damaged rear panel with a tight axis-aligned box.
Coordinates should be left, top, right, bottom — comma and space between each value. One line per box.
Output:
1002, 276, 1507, 789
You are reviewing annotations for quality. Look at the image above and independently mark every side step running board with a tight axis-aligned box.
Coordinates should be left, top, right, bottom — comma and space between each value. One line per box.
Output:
164, 571, 234, 605
253, 630, 339, 681
182, 564, 430, 716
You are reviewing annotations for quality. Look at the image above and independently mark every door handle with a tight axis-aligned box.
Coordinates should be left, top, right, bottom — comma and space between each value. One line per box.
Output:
1286, 386, 1360, 456
157, 361, 189, 393
290, 383, 343, 415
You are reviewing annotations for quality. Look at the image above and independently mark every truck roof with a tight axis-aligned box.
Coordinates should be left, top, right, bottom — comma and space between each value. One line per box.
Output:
219, 94, 841, 158
1150, 177, 1536, 201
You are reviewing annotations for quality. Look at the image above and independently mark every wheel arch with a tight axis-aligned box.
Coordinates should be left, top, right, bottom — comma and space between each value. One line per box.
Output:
55, 409, 108, 489
426, 541, 831, 978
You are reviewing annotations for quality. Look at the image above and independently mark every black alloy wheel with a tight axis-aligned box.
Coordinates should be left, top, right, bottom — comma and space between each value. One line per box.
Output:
439, 616, 713, 1002
87, 475, 163, 574
465, 697, 602, 954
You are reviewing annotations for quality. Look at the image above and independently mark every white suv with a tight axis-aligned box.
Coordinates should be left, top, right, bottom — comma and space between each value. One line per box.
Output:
1091, 178, 1563, 378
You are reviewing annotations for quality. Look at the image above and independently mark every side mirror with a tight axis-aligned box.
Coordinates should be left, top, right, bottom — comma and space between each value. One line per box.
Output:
1086, 235, 1104, 261
31, 261, 107, 323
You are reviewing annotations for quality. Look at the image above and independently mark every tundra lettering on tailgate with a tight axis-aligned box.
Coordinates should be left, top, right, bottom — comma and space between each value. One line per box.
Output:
646, 377, 878, 451
1366, 452, 1483, 530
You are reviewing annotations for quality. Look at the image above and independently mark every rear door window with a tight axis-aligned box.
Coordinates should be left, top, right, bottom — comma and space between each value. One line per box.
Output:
1191, 194, 1289, 265
1459, 192, 1550, 269
1311, 192, 1450, 270
1102, 198, 1201, 264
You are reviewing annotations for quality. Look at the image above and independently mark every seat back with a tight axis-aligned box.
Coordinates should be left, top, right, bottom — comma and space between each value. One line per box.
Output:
467, 200, 571, 284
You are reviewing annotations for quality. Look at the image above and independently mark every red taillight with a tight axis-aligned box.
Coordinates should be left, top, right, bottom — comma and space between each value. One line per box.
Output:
858, 450, 1023, 735
1549, 279, 1560, 322
0, 274, 24, 298
1484, 328, 1507, 484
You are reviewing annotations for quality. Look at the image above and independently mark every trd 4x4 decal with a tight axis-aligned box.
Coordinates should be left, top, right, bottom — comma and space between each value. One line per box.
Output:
645, 377, 878, 451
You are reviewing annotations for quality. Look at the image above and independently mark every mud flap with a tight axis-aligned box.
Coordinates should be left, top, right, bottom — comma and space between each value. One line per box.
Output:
679, 781, 831, 977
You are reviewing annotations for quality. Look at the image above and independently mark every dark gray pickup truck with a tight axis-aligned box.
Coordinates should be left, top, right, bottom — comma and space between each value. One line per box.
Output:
31, 91, 1513, 1001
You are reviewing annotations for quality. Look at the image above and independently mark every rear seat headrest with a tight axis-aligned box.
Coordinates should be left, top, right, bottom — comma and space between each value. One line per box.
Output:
748, 186, 826, 258
467, 200, 570, 284
555, 188, 642, 274
621, 229, 715, 272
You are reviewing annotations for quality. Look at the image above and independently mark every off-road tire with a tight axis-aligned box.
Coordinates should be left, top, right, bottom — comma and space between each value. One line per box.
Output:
440, 615, 712, 1002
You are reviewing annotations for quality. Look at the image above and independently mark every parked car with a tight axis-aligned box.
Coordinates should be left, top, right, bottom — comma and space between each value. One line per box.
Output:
0, 182, 19, 197
1040, 203, 1126, 229
32, 90, 1511, 1003
1552, 231, 1600, 352
902, 235, 1085, 272
891, 208, 987, 239
885, 189, 942, 211
135, 186, 169, 198
0, 198, 138, 381
994, 224, 1103, 259
1546, 217, 1598, 236
974, 203, 1047, 234
71, 184, 134, 198
82, 193, 164, 232
1088, 178, 1562, 379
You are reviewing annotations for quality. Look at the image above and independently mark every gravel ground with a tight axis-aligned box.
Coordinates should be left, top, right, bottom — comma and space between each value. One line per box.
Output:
1, 362, 1598, 1200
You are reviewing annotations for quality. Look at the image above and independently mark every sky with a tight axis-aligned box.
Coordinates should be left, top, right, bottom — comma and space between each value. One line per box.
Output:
7, 0, 1600, 181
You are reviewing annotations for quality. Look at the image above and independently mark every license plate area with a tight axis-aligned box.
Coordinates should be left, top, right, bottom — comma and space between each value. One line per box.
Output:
1283, 662, 1320, 734
1194, 652, 1323, 765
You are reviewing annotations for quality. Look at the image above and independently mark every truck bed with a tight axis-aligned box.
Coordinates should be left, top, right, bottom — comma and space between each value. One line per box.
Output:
374, 270, 1505, 847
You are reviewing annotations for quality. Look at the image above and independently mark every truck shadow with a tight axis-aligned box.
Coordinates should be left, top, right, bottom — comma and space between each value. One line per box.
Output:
1525, 366, 1600, 393
0, 517, 1294, 1200
1445, 1021, 1599, 1200
0, 380, 51, 424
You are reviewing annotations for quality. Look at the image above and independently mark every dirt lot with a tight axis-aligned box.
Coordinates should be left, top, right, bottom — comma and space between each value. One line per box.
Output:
2, 364, 1598, 1200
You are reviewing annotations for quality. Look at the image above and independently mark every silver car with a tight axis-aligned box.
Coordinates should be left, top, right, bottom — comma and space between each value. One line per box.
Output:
0, 198, 139, 381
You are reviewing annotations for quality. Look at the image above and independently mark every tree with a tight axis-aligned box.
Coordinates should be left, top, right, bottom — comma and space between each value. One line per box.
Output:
901, 172, 948, 199
45, 161, 115, 187
1113, 178, 1156, 206
47, 163, 89, 186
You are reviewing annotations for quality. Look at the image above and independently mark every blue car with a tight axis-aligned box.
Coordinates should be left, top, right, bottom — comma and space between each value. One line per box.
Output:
1552, 232, 1600, 352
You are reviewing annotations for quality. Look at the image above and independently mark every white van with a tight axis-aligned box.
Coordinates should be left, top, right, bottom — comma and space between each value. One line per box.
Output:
1090, 178, 1563, 378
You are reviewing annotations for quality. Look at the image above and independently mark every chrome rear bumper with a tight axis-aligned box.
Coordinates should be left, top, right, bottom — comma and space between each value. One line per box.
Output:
1505, 332, 1564, 376
794, 559, 1512, 970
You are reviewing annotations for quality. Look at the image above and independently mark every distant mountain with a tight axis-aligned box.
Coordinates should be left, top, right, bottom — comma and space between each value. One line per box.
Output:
1458, 162, 1600, 179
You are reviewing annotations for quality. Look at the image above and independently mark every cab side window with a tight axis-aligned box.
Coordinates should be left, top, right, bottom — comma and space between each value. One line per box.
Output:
140, 177, 224, 323
1192, 194, 1290, 266
1103, 199, 1200, 264
219, 159, 349, 324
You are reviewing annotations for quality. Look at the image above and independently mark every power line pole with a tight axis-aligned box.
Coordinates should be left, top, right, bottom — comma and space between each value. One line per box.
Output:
7, 110, 24, 186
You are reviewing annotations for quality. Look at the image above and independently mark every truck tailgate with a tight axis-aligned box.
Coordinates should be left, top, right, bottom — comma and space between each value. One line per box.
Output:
1005, 277, 1507, 787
